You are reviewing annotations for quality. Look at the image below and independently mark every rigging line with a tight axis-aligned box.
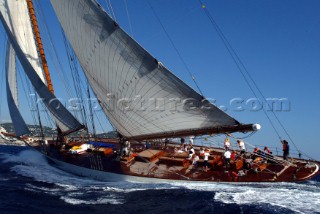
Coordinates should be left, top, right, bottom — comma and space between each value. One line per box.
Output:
197, 1, 309, 158
0, 37, 6, 122
123, 0, 133, 35
228, 131, 257, 140
23, 72, 47, 137
16, 63, 37, 127
33, 93, 45, 138
62, 31, 117, 133
61, 33, 87, 126
29, 86, 44, 136
0, 73, 3, 123
197, 0, 283, 139
95, 98, 117, 133
64, 39, 106, 136
34, 0, 75, 99
87, 84, 96, 137
42, 108, 54, 128
21, 2, 57, 129
204, 137, 289, 166
70, 54, 90, 130
88, 91, 109, 136
210, 26, 304, 156
36, 93, 55, 128
40, 107, 51, 128
25, 75, 41, 128
101, 0, 112, 18
36, 0, 76, 100
93, 110, 108, 135
239, 139, 294, 166
65, 50, 82, 122
104, 0, 117, 21
146, 1, 204, 97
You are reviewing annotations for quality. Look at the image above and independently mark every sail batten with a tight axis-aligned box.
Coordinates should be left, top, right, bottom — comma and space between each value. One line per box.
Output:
50, 0, 241, 138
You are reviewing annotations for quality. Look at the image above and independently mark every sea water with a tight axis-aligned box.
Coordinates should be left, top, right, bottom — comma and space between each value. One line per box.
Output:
0, 145, 319, 214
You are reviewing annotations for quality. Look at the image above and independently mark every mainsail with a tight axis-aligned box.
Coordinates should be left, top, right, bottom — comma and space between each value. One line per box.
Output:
51, 0, 255, 138
0, 3, 83, 134
50, 0, 254, 139
5, 41, 30, 137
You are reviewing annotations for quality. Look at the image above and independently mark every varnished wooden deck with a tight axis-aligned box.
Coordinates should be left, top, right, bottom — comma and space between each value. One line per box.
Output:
30, 139, 319, 182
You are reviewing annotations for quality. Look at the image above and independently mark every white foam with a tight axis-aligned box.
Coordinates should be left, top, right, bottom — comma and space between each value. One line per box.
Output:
3, 150, 142, 205
212, 183, 320, 214
23, 182, 125, 205
2, 150, 48, 166
60, 196, 124, 205
145, 180, 320, 214
0, 153, 14, 160
0, 178, 9, 181
3, 149, 319, 212
2, 150, 103, 185
25, 183, 62, 194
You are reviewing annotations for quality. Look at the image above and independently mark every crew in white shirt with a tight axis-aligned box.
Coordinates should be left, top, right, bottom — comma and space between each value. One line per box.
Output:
224, 149, 231, 171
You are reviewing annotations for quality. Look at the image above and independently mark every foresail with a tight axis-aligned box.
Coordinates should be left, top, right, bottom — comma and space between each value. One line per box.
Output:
0, 0, 47, 85
6, 40, 18, 105
51, 0, 242, 138
5, 41, 30, 137
0, 13, 83, 135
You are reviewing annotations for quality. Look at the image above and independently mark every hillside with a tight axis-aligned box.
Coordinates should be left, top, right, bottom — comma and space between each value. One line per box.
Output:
0, 123, 117, 138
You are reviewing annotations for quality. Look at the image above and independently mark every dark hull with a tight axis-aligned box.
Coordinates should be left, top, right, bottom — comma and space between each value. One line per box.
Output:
28, 140, 319, 183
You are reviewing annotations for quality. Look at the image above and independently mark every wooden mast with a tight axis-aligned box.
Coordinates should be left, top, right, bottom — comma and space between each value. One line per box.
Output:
25, 2, 85, 136
26, 0, 63, 141
26, 0, 54, 94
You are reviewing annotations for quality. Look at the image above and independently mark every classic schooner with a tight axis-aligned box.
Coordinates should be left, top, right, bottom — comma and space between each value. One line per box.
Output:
0, 0, 319, 182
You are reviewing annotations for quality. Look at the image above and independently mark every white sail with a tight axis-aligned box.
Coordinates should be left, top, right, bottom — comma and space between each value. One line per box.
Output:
0, 12, 83, 134
0, 0, 47, 84
6, 40, 18, 105
50, 0, 242, 139
5, 41, 30, 137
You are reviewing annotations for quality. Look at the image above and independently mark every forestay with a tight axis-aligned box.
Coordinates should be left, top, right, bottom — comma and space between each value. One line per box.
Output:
51, 0, 246, 138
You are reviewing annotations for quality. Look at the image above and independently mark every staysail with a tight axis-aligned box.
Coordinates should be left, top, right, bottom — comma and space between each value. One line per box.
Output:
0, 0, 47, 84
6, 42, 18, 105
51, 0, 255, 139
0, 10, 83, 134
5, 41, 30, 137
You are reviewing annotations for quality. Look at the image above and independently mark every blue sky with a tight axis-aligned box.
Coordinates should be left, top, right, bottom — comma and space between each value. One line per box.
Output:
0, 0, 319, 159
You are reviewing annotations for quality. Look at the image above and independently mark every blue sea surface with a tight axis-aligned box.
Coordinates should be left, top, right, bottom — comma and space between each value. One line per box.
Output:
0, 145, 319, 214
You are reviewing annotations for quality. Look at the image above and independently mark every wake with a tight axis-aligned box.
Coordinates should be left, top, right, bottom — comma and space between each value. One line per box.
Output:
1, 149, 319, 212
